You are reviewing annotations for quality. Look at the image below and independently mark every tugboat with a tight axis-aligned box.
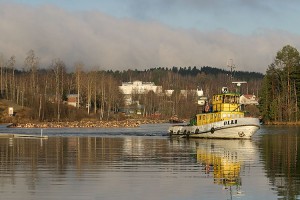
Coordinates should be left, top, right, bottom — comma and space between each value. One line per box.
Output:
168, 82, 260, 139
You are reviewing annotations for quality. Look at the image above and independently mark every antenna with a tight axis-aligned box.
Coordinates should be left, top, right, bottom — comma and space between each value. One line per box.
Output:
227, 59, 236, 79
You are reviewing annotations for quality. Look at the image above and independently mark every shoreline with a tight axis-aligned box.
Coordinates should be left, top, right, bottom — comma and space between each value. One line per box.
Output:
9, 119, 168, 128
263, 121, 300, 125
6, 119, 300, 128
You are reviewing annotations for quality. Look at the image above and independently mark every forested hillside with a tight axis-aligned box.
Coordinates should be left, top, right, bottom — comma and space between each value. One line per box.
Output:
0, 50, 263, 123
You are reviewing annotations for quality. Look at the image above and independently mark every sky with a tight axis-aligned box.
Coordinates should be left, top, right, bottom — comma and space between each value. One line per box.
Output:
1, 0, 300, 73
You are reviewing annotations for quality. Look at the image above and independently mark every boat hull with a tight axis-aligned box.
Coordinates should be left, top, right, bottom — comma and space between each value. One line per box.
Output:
168, 117, 260, 139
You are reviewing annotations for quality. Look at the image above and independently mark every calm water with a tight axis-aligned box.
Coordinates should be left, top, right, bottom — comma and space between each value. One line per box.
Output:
0, 124, 300, 200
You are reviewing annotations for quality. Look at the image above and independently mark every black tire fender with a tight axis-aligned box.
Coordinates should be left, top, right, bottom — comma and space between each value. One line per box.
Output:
238, 131, 245, 137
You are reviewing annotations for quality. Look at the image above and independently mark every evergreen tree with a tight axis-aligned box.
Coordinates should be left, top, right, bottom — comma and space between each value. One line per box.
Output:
260, 45, 300, 122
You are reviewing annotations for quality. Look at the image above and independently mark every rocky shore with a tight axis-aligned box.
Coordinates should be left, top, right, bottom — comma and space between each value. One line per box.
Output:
12, 119, 167, 128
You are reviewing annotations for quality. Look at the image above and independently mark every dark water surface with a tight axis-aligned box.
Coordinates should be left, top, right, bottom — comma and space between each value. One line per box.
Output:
0, 124, 300, 199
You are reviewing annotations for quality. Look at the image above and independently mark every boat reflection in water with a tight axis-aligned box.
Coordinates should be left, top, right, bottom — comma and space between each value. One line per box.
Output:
194, 139, 256, 197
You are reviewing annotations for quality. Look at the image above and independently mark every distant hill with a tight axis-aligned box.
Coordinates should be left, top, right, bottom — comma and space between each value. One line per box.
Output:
172, 66, 264, 80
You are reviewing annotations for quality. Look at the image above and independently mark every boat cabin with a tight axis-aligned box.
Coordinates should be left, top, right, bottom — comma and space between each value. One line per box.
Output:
212, 93, 241, 112
192, 93, 244, 126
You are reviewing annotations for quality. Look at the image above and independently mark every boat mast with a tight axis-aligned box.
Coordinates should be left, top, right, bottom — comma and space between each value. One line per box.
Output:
226, 60, 247, 94
227, 59, 236, 81
232, 81, 247, 94
227, 59, 236, 91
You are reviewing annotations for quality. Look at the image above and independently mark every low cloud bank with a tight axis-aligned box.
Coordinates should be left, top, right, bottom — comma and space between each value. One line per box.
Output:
1, 4, 299, 73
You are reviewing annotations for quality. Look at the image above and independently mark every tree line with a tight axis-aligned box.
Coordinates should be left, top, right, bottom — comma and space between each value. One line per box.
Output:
260, 45, 300, 123
0, 50, 263, 123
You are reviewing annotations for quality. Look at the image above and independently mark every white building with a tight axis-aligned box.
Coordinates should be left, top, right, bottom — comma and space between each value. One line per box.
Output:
180, 89, 197, 98
119, 81, 163, 105
67, 94, 79, 107
165, 90, 174, 97
240, 94, 259, 105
